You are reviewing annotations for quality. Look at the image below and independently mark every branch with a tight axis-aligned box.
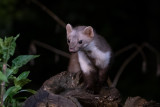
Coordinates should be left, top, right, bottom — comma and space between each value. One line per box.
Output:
114, 44, 138, 56
111, 50, 139, 87
29, 40, 70, 58
111, 42, 160, 87
24, 71, 121, 107
31, 0, 66, 28
112, 44, 145, 87
143, 43, 160, 76
115, 43, 147, 72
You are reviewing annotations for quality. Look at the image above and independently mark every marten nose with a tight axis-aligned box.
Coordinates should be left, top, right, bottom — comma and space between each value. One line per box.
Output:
69, 43, 76, 49
69, 44, 77, 52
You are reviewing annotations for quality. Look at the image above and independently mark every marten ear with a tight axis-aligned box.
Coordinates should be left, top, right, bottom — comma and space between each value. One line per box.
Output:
66, 24, 72, 35
83, 26, 94, 38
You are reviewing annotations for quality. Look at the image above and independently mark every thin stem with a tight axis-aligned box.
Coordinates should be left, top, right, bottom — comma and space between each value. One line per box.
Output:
30, 40, 70, 58
112, 45, 145, 87
143, 43, 160, 76
0, 63, 7, 107
111, 51, 139, 87
31, 0, 66, 28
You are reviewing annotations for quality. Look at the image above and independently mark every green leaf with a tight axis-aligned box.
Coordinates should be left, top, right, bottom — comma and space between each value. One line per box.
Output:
3, 86, 21, 101
14, 79, 31, 87
12, 55, 39, 70
6, 68, 15, 78
6, 68, 12, 78
14, 71, 31, 87
4, 35, 17, 55
17, 71, 30, 81
8, 74, 15, 81
2, 35, 19, 62
18, 89, 36, 94
0, 71, 8, 82
14, 97, 27, 100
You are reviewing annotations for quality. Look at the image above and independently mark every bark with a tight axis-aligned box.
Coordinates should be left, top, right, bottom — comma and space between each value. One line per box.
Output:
23, 71, 160, 107
23, 71, 121, 107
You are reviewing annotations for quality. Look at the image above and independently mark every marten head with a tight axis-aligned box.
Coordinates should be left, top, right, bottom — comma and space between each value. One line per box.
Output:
66, 24, 94, 53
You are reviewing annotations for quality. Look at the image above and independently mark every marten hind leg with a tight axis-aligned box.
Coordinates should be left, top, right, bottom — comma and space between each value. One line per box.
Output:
83, 70, 98, 90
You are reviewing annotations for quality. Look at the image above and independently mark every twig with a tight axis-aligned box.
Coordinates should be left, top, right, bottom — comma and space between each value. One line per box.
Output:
115, 44, 147, 72
112, 44, 145, 87
143, 43, 160, 76
111, 42, 160, 87
0, 64, 7, 107
115, 44, 138, 56
31, 0, 66, 28
115, 44, 146, 63
29, 40, 70, 58
112, 49, 140, 87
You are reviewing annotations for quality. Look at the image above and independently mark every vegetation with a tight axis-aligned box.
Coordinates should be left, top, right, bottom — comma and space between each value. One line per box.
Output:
0, 35, 39, 107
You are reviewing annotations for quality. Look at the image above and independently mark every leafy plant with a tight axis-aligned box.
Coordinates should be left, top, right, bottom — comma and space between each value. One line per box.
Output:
0, 34, 39, 107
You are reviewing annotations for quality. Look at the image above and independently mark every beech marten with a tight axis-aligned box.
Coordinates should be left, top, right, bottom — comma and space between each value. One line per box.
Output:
66, 24, 112, 90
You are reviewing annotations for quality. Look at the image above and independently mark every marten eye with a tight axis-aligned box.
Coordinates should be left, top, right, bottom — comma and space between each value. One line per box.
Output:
67, 39, 70, 43
78, 40, 83, 44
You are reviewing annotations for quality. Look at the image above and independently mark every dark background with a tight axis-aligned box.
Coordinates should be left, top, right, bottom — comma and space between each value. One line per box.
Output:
0, 0, 160, 102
